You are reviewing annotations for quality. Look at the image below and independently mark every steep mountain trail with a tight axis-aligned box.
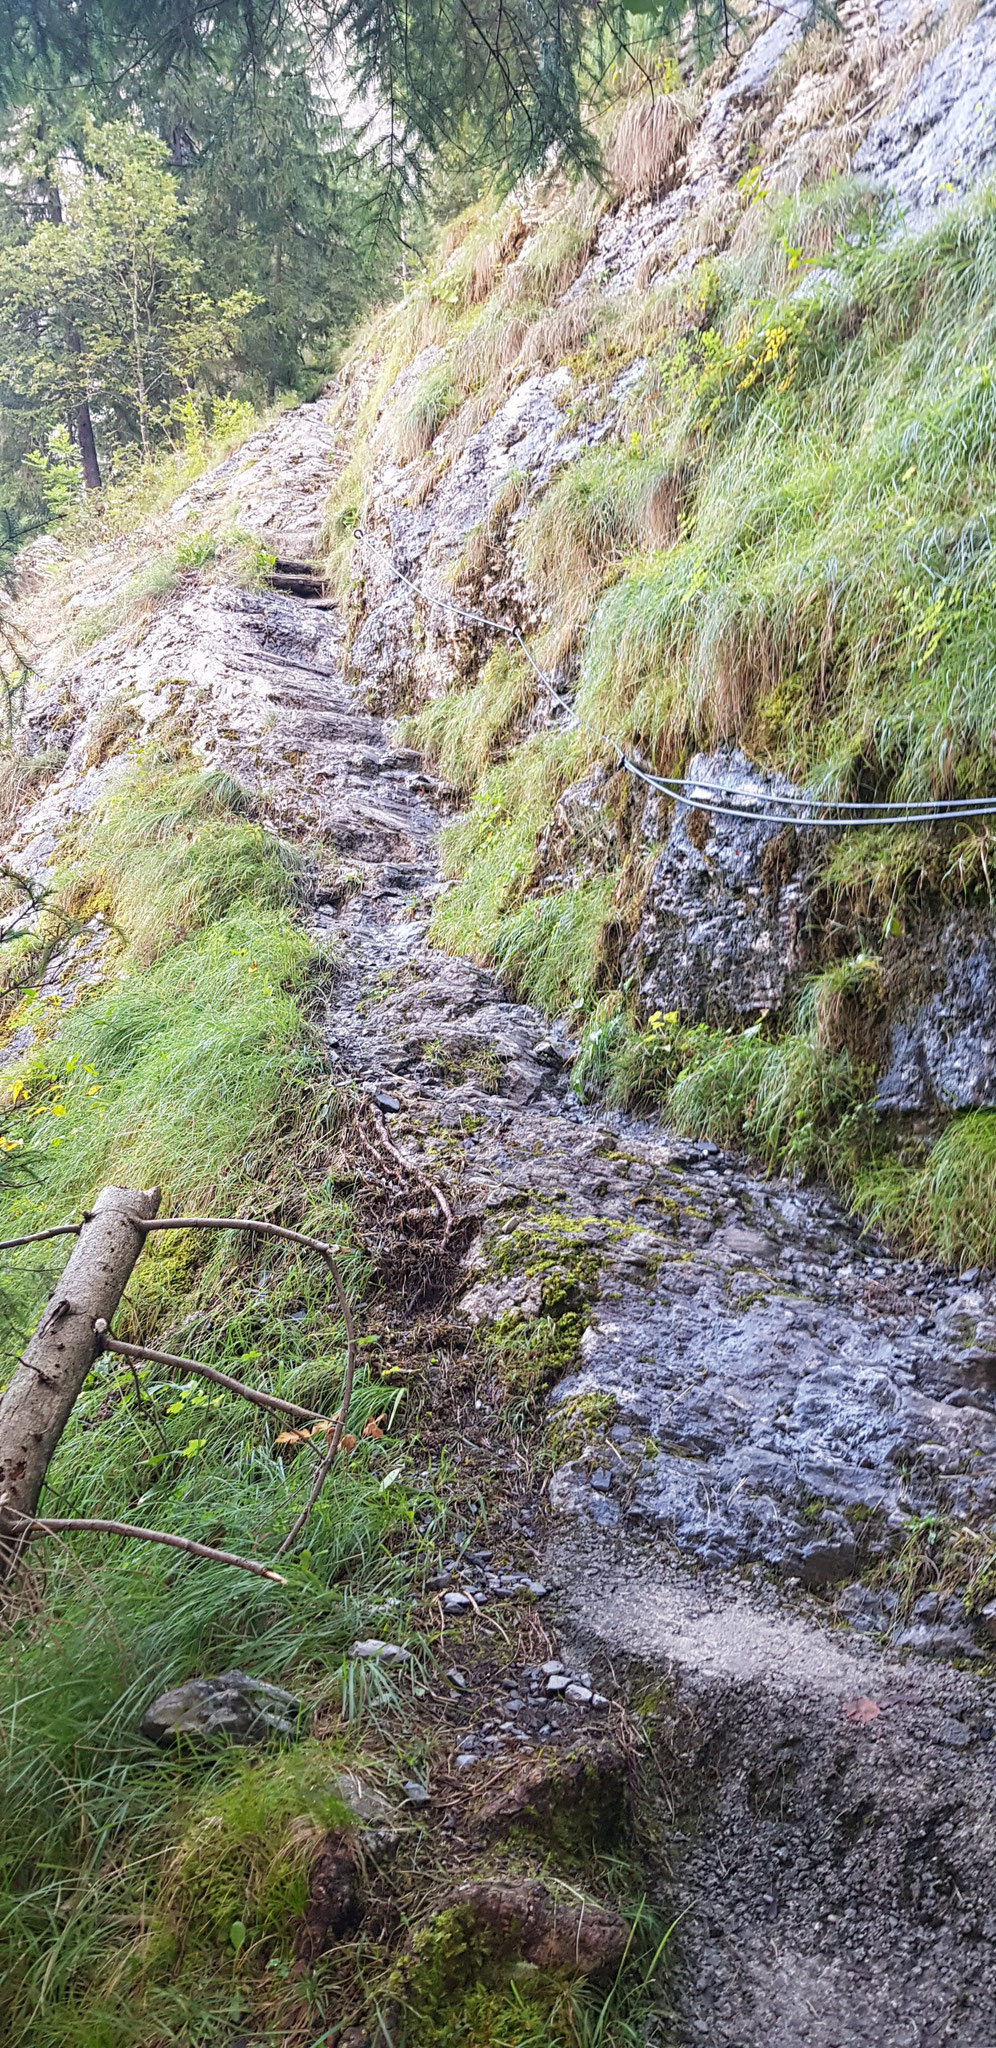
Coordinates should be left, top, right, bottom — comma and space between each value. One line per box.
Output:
7, 397, 996, 2044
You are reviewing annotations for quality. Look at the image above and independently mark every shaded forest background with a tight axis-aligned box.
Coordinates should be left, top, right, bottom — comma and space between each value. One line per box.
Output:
0, 0, 728, 559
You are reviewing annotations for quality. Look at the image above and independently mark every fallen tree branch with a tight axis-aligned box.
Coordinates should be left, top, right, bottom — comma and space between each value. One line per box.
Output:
96, 1323, 331, 1426
0, 1223, 83, 1251
124, 1214, 358, 1557
3, 1509, 288, 1583
0, 1185, 161, 1576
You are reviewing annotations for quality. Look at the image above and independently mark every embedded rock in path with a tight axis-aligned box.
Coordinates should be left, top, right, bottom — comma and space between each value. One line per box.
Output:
440, 1879, 628, 1974
140, 1669, 303, 1748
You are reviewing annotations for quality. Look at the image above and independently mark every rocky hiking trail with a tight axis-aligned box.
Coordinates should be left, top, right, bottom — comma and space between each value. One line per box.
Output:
10, 398, 996, 2046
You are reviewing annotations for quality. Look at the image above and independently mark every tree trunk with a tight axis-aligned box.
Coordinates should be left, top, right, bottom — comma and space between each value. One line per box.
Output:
73, 396, 102, 491
41, 175, 102, 491
0, 1185, 159, 1571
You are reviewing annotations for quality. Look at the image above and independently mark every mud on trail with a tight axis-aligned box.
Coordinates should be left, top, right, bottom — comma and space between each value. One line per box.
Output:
7, 400, 996, 2047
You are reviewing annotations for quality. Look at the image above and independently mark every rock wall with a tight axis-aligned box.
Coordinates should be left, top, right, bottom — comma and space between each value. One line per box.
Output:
333, 0, 996, 1118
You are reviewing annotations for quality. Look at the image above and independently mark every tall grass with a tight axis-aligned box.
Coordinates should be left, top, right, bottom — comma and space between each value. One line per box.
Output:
410, 646, 537, 792
0, 754, 436, 2047
856, 1111, 996, 1269
573, 187, 996, 801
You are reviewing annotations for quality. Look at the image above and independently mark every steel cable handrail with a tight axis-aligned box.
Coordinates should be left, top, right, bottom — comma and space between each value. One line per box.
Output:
355, 524, 996, 830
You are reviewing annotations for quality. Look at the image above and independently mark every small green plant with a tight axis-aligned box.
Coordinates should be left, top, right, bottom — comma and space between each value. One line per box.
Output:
394, 363, 458, 462
23, 425, 84, 521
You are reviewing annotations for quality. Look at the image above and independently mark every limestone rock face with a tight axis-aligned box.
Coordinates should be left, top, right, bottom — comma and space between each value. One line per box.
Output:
633, 751, 820, 1025
855, 2, 996, 231
876, 912, 996, 1112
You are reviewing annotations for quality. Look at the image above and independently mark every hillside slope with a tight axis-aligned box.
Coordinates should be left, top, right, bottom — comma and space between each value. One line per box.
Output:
324, 0, 996, 1266
3, 10, 996, 2048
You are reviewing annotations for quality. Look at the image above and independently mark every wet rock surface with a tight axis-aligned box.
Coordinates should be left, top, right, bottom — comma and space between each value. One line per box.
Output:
549, 1175, 996, 1594
876, 908, 996, 1112
634, 750, 822, 1022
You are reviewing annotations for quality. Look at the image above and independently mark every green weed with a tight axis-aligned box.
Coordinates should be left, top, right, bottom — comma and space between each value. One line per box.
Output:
856, 1111, 996, 1270
411, 645, 537, 793
395, 363, 459, 463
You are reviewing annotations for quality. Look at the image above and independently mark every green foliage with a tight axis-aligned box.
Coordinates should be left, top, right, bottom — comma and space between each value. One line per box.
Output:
430, 731, 588, 975
0, 752, 431, 2048
0, 762, 316, 1343
490, 872, 619, 1015
411, 646, 538, 792
0, 0, 736, 190
0, 121, 254, 464
575, 999, 874, 1188
666, 1020, 873, 1183
22, 425, 83, 520
482, 1208, 611, 1398
856, 1112, 996, 1270
572, 187, 996, 802
160, 1745, 357, 1953
394, 1894, 673, 2048
520, 440, 685, 658
395, 363, 459, 462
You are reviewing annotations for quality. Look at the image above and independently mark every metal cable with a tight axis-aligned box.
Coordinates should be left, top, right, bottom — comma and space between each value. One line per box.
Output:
355, 525, 996, 831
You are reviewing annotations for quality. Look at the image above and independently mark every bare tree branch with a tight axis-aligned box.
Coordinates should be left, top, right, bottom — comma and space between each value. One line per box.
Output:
4, 1509, 288, 1582
96, 1322, 333, 1426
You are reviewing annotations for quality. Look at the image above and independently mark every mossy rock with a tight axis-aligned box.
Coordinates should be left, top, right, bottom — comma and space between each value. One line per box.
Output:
474, 1743, 629, 1859
391, 1881, 629, 2048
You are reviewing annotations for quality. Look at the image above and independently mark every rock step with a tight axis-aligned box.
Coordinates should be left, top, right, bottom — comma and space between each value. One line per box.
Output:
268, 558, 328, 597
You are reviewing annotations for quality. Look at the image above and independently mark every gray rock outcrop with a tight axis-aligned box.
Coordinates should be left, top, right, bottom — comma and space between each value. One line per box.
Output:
633, 751, 821, 1024
140, 1669, 304, 1747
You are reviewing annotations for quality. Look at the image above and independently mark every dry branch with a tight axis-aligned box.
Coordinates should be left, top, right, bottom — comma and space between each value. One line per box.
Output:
0, 1203, 358, 1580
0, 1184, 160, 1574
0, 1224, 83, 1251
124, 1213, 358, 1556
5, 1511, 287, 1582
96, 1324, 330, 1426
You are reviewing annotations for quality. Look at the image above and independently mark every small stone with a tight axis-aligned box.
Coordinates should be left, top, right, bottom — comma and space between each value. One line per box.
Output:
565, 1683, 593, 1705
455, 1753, 478, 1770
545, 1674, 570, 1694
349, 1639, 411, 1664
372, 1091, 401, 1112
589, 1469, 613, 1493
590, 1693, 610, 1710
935, 1717, 973, 1749
978, 1600, 996, 1643
443, 1591, 472, 1614
404, 1781, 431, 1804
541, 1659, 564, 1675
893, 1624, 984, 1660
447, 1668, 470, 1690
